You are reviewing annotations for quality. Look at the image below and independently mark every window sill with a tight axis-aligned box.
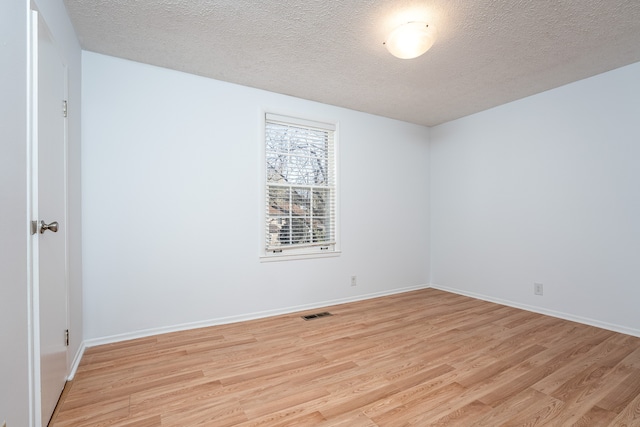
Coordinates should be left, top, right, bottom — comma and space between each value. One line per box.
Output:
260, 250, 342, 263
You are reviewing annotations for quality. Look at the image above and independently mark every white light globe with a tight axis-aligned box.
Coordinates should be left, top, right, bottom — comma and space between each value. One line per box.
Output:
385, 22, 436, 59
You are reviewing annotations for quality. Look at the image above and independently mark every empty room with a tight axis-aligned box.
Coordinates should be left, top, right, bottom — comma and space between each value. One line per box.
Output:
2, 1, 640, 426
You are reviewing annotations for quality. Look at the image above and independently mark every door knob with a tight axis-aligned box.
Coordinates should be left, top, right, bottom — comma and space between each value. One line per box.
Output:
40, 220, 59, 234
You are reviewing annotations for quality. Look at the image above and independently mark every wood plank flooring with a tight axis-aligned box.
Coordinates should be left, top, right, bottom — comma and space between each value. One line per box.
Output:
49, 289, 640, 426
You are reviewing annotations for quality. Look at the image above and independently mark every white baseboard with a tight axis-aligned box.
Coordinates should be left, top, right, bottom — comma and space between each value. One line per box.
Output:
82, 284, 432, 349
67, 341, 86, 381
430, 284, 640, 338
71, 283, 639, 372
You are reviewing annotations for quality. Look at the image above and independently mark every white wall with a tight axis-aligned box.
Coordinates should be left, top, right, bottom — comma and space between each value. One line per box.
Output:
0, 1, 81, 425
430, 61, 640, 335
81, 52, 430, 341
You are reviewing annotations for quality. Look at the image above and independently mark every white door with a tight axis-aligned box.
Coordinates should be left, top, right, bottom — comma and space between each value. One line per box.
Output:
33, 10, 69, 426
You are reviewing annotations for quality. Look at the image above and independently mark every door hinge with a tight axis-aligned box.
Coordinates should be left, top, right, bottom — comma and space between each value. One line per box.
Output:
62, 100, 68, 118
65, 329, 69, 346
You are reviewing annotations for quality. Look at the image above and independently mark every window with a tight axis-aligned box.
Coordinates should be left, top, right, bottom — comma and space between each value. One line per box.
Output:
263, 113, 338, 259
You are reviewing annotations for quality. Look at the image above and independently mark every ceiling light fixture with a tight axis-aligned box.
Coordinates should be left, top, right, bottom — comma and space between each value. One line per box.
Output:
384, 22, 436, 59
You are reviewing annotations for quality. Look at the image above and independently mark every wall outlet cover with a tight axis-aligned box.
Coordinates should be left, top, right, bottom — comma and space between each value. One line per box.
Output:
534, 282, 543, 296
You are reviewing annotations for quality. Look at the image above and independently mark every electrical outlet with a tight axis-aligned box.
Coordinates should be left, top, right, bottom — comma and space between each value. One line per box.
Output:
534, 282, 543, 296
350, 275, 357, 286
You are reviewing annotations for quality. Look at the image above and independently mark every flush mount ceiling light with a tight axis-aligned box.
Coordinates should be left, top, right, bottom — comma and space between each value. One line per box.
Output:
384, 22, 436, 59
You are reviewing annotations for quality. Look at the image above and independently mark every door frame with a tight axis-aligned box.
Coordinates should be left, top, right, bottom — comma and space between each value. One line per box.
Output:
26, 6, 71, 427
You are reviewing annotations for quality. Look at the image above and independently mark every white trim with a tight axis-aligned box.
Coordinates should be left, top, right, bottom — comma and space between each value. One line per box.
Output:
27, 8, 41, 427
83, 284, 431, 348
430, 283, 640, 338
63, 59, 71, 382
266, 113, 336, 131
260, 250, 341, 262
66, 342, 86, 381
79, 281, 640, 358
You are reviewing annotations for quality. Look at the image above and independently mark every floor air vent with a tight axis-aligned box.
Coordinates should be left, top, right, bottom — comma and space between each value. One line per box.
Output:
302, 312, 332, 321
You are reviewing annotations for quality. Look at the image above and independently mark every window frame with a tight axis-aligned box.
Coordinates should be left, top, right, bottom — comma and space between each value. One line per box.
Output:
260, 111, 340, 262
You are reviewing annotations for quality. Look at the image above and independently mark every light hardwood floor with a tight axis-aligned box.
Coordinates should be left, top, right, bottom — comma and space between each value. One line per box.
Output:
50, 289, 640, 426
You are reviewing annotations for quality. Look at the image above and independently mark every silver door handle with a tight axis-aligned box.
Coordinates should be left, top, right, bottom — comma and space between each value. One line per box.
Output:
40, 220, 59, 234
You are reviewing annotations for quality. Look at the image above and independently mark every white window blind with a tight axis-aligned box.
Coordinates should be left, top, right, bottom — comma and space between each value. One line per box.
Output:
265, 113, 337, 256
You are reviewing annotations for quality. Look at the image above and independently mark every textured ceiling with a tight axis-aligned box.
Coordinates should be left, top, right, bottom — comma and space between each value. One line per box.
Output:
64, 0, 640, 127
